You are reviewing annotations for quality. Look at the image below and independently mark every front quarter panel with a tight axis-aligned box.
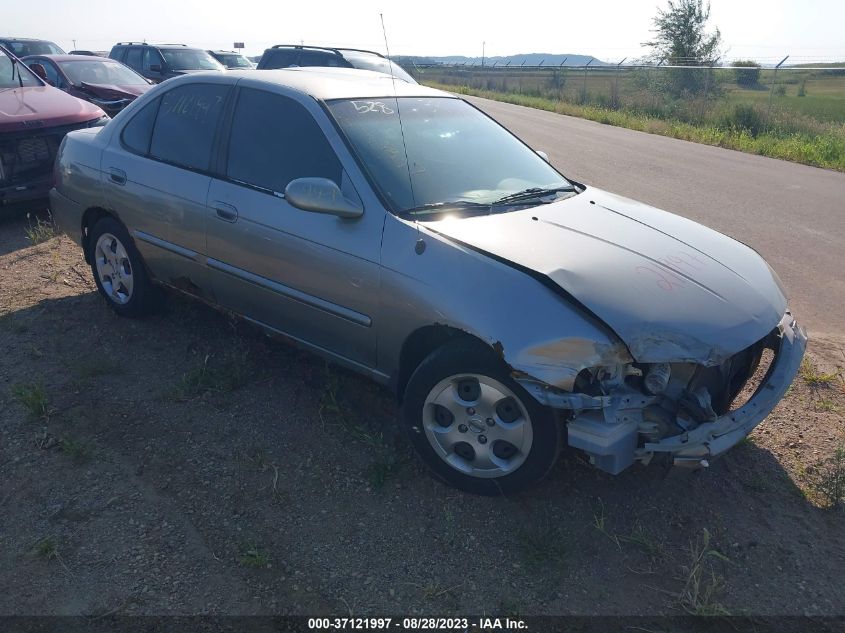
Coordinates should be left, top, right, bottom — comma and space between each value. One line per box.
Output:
378, 214, 632, 391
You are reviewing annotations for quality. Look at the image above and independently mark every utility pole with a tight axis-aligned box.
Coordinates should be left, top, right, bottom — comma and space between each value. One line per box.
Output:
482, 41, 485, 67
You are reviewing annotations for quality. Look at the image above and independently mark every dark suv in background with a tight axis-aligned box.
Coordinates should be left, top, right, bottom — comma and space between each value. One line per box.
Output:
0, 37, 64, 57
256, 45, 416, 83
108, 42, 224, 83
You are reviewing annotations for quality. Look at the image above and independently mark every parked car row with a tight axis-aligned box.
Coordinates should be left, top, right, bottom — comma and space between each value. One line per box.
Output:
1, 34, 419, 212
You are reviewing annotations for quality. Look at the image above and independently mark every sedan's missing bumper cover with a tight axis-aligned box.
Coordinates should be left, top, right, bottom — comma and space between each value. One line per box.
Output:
518, 312, 807, 474
642, 313, 806, 464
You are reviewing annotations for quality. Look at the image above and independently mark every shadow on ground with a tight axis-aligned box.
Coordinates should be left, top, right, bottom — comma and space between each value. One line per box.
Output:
2, 286, 843, 617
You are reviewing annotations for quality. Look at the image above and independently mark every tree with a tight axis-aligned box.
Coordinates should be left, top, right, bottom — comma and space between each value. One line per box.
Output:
644, 0, 722, 96
731, 60, 761, 87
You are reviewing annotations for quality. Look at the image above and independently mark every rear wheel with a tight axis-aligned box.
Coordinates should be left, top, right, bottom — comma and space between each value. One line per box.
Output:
403, 341, 561, 495
89, 217, 160, 317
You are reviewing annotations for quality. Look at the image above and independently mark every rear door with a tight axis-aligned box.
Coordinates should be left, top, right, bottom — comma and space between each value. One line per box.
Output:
102, 81, 231, 298
205, 86, 383, 368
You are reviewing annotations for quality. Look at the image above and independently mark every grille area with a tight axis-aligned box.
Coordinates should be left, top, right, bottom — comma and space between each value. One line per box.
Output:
0, 122, 89, 188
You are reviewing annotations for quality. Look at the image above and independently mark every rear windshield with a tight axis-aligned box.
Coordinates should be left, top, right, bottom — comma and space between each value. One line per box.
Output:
214, 53, 253, 68
339, 51, 416, 83
59, 60, 149, 86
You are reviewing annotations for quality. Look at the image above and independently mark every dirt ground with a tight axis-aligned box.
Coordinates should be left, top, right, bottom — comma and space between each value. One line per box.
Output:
1, 211, 843, 617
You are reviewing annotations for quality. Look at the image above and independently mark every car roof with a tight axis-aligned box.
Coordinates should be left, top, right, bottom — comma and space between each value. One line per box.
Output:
24, 54, 112, 62
0, 37, 56, 42
227, 67, 445, 100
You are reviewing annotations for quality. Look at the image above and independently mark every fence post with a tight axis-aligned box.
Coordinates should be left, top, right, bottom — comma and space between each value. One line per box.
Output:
614, 57, 627, 109
766, 55, 790, 129
582, 58, 593, 103
700, 56, 718, 119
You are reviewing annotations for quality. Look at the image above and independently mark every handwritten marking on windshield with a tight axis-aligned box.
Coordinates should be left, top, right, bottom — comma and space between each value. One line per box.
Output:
351, 100, 394, 114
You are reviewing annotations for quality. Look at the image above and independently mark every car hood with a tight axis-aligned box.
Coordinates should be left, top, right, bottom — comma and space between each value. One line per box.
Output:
0, 85, 104, 132
79, 82, 150, 99
424, 187, 787, 365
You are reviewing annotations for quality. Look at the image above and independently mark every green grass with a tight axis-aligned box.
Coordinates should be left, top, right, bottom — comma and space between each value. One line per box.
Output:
171, 348, 251, 400
60, 438, 94, 464
799, 358, 842, 387
24, 213, 56, 245
676, 528, 731, 616
239, 543, 270, 568
11, 382, 49, 419
814, 445, 845, 509
519, 522, 568, 568
33, 537, 59, 559
423, 81, 845, 171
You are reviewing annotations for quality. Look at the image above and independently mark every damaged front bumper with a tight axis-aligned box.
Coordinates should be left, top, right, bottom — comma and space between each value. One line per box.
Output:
518, 313, 807, 474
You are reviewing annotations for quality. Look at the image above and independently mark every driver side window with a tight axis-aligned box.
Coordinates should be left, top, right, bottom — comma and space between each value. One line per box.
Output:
225, 88, 341, 194
143, 48, 164, 71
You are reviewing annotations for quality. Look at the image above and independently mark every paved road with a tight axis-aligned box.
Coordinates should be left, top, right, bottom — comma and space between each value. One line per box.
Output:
468, 96, 845, 338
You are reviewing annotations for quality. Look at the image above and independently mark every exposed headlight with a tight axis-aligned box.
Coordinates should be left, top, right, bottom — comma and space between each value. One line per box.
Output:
87, 114, 111, 128
644, 363, 672, 395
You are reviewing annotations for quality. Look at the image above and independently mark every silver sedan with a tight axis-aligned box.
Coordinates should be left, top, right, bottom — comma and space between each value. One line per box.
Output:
50, 68, 807, 494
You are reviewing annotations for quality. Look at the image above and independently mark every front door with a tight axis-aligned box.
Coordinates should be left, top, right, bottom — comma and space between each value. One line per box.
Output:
205, 87, 383, 369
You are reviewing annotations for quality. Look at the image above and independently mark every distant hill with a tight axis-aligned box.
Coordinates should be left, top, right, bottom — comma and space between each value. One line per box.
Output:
394, 53, 609, 67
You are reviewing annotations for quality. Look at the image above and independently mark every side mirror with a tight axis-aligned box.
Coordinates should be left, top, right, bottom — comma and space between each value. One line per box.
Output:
536, 150, 550, 162
284, 178, 363, 219
149, 64, 162, 73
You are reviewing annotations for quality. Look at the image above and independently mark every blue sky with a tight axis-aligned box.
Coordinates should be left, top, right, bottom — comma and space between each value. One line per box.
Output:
5, 0, 844, 62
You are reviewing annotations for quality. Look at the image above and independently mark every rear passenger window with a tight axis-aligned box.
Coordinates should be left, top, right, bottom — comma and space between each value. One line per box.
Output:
300, 52, 347, 68
121, 97, 160, 155
125, 48, 142, 70
226, 88, 341, 194
263, 50, 298, 68
149, 84, 229, 171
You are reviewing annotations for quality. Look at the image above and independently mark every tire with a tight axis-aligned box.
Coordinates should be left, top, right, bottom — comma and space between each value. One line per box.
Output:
88, 217, 160, 317
402, 340, 562, 495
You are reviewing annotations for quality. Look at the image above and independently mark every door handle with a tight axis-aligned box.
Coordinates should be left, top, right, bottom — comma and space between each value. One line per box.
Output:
213, 201, 238, 223
108, 168, 126, 185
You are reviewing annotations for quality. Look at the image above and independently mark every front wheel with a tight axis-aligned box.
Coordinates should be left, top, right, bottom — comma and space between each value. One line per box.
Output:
402, 341, 562, 495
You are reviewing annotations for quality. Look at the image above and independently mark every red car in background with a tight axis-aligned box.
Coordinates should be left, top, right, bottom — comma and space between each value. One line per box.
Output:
0, 46, 108, 212
23, 54, 152, 118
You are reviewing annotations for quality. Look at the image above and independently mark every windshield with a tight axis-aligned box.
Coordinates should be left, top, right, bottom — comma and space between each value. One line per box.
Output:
339, 51, 416, 83
0, 50, 40, 88
327, 97, 569, 215
59, 60, 148, 86
3, 40, 65, 56
161, 49, 224, 71
215, 53, 253, 68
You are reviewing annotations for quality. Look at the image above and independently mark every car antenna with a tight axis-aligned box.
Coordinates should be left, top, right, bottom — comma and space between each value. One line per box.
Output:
380, 13, 425, 253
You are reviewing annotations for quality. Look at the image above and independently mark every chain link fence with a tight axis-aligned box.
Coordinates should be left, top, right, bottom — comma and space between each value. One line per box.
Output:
409, 59, 845, 145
